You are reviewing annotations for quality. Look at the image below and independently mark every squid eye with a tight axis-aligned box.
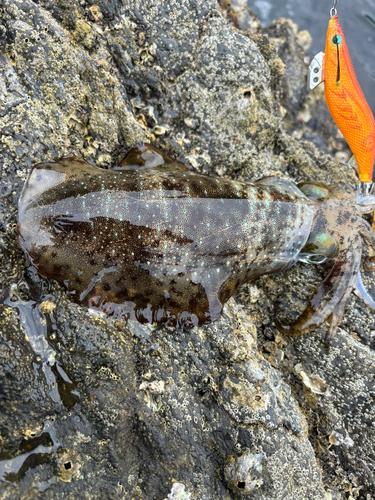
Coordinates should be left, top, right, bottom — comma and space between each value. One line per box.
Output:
332, 35, 342, 45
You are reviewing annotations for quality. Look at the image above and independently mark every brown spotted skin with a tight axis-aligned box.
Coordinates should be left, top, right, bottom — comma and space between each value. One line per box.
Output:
19, 144, 375, 342
18, 144, 316, 327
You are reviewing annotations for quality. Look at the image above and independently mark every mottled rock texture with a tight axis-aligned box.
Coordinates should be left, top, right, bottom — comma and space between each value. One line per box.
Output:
0, 0, 374, 499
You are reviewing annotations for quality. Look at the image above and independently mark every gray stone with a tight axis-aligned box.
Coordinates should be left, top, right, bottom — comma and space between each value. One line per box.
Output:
0, 0, 373, 498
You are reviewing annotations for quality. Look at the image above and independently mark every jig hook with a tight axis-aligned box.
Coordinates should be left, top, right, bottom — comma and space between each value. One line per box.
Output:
330, 0, 339, 17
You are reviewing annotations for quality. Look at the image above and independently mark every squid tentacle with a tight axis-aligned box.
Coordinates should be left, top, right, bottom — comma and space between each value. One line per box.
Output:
354, 270, 375, 312
357, 217, 375, 271
276, 230, 362, 348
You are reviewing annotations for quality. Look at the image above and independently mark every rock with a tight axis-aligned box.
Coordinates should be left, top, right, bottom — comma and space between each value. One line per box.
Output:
264, 18, 310, 119
218, 0, 261, 34
166, 482, 192, 500
224, 450, 263, 493
0, 0, 373, 498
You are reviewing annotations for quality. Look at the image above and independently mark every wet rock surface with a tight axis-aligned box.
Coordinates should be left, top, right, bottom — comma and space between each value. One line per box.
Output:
0, 0, 374, 498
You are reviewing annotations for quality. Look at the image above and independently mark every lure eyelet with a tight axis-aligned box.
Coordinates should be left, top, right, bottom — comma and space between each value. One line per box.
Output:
332, 35, 342, 45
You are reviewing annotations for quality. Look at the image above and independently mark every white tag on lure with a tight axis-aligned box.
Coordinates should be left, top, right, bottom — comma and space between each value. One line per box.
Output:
307, 52, 325, 90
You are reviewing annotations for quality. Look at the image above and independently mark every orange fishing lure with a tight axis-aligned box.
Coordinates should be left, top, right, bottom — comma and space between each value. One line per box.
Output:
308, 1, 375, 190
